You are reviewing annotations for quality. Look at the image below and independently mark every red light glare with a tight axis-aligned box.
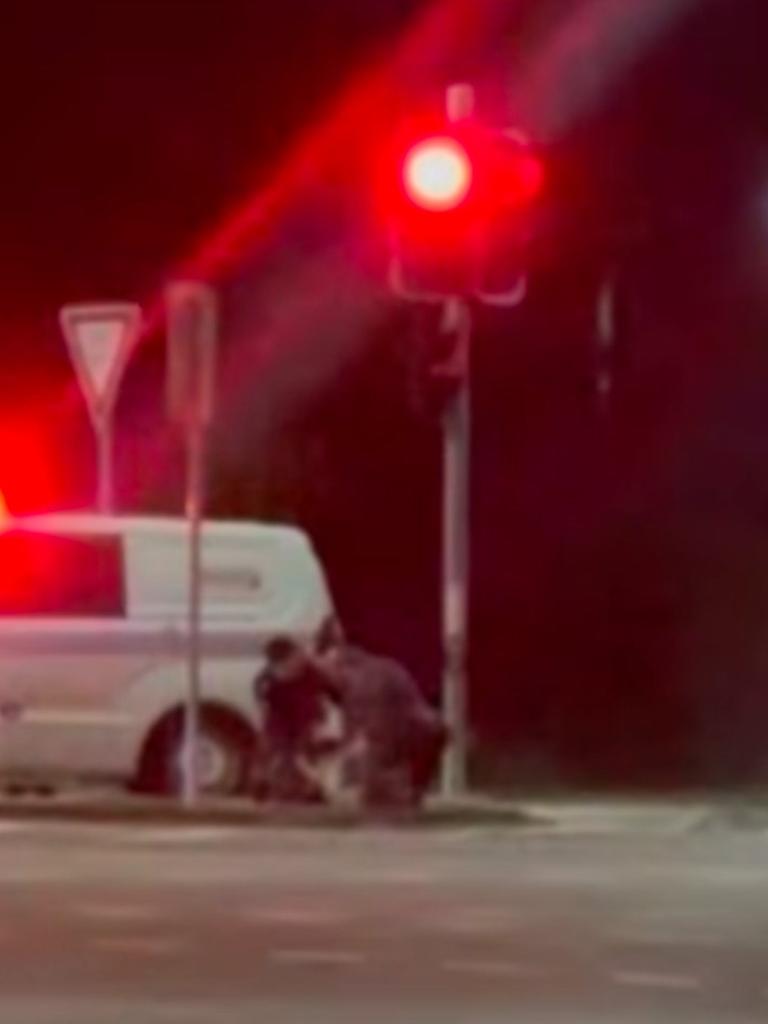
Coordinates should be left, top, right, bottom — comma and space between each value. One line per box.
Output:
515, 153, 544, 202
0, 415, 63, 516
0, 490, 10, 529
403, 136, 472, 211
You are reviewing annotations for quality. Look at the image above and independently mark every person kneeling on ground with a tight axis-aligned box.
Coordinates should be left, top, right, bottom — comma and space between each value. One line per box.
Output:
316, 617, 448, 809
254, 634, 344, 803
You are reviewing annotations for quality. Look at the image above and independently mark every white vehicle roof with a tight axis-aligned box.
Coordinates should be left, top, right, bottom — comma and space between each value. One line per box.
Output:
8, 511, 307, 546
3, 511, 333, 630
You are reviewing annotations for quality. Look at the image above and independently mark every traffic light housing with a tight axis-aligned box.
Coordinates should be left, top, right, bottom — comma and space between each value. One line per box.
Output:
386, 118, 543, 300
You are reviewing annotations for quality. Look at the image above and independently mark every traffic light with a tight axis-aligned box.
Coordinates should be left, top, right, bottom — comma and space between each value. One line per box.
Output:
402, 136, 473, 212
475, 131, 544, 303
387, 117, 543, 300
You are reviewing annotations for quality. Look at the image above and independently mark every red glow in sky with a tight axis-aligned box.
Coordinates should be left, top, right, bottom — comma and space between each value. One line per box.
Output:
179, 0, 490, 282
52, 0, 506, 511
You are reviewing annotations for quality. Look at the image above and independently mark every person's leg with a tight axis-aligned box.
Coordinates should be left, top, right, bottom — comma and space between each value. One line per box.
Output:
362, 735, 416, 808
263, 726, 315, 803
409, 721, 449, 802
291, 752, 328, 803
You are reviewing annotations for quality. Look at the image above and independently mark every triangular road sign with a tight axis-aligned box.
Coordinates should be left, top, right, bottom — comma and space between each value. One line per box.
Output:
59, 303, 141, 428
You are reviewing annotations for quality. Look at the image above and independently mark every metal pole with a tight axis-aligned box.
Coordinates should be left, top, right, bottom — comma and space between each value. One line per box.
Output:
440, 303, 471, 798
182, 423, 205, 807
595, 274, 616, 416
96, 416, 114, 514
438, 83, 475, 798
166, 280, 217, 808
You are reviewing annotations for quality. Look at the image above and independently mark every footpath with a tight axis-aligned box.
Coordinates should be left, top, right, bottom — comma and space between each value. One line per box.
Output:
0, 786, 727, 834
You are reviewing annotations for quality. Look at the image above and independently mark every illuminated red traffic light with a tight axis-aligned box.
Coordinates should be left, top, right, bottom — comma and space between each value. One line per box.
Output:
402, 136, 472, 211
386, 118, 544, 298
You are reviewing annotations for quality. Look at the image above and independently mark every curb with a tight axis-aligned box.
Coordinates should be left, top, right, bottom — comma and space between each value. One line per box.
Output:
689, 803, 768, 833
0, 794, 545, 831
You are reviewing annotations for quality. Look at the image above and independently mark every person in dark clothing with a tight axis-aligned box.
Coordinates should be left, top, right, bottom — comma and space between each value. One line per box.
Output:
255, 634, 343, 802
315, 618, 448, 807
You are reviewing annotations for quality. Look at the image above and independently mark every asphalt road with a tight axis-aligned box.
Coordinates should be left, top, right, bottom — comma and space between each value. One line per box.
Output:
0, 818, 766, 1023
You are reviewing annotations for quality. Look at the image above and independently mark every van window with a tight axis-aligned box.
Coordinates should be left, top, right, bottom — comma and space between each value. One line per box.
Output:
0, 531, 125, 617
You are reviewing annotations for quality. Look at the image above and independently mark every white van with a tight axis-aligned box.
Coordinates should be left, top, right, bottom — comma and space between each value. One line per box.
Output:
0, 512, 334, 795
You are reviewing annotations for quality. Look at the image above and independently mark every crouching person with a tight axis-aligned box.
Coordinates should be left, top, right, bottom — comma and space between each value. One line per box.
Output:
316, 618, 448, 809
254, 635, 344, 803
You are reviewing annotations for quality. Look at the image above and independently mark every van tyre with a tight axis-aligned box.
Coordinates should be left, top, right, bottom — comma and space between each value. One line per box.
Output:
136, 708, 255, 798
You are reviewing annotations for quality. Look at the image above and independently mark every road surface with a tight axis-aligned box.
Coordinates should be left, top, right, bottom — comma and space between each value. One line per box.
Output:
0, 817, 765, 1022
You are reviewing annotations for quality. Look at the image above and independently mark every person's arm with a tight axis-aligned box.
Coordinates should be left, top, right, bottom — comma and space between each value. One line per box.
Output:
381, 659, 424, 710
315, 664, 345, 705
254, 669, 274, 705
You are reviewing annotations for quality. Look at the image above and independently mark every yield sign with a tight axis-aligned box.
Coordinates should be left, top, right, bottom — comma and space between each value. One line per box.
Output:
59, 303, 141, 428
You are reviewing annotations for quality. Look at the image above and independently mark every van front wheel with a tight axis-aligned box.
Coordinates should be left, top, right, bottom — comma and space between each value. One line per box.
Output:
136, 709, 256, 798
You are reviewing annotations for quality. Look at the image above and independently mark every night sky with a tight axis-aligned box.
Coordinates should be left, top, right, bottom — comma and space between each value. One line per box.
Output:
1, 0, 768, 787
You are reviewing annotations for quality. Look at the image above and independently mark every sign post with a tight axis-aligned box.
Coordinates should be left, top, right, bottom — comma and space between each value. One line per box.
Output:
59, 303, 142, 514
166, 281, 217, 807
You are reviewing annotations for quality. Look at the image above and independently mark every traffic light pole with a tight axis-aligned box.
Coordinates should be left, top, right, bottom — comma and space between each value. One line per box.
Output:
439, 82, 475, 798
440, 297, 471, 798
389, 82, 534, 798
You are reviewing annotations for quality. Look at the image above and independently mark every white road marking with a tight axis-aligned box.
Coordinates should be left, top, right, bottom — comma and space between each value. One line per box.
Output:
75, 903, 160, 922
364, 870, 439, 885
120, 827, 239, 844
608, 928, 725, 949
0, 823, 31, 836
92, 936, 185, 956
269, 949, 366, 966
242, 907, 348, 926
612, 970, 702, 991
633, 908, 713, 924
432, 910, 523, 935
442, 959, 543, 978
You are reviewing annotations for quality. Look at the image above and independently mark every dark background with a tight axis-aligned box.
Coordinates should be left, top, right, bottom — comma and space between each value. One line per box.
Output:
1, 0, 767, 788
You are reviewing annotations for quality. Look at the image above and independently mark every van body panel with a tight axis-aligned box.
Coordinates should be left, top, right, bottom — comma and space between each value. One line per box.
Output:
0, 514, 333, 784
